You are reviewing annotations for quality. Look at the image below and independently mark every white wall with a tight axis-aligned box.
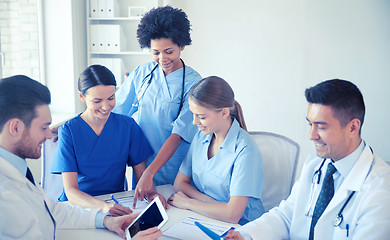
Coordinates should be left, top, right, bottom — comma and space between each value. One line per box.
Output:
167, 0, 390, 177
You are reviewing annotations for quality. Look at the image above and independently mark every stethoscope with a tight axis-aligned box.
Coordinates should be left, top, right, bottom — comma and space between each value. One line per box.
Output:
131, 59, 186, 120
305, 158, 357, 227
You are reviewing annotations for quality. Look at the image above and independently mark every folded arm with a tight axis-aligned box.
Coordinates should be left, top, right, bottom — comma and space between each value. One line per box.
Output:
169, 171, 248, 224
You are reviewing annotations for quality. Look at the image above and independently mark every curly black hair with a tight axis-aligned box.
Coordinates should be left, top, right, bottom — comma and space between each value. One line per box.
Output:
137, 5, 192, 48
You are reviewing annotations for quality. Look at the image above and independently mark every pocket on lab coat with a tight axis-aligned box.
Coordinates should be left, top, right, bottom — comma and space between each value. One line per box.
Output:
332, 224, 353, 239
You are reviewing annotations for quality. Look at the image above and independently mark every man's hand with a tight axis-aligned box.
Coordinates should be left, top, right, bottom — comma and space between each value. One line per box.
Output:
132, 227, 162, 240
103, 214, 138, 239
103, 214, 162, 239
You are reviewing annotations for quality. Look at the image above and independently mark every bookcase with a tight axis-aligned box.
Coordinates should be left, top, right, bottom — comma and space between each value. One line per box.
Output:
86, 0, 162, 87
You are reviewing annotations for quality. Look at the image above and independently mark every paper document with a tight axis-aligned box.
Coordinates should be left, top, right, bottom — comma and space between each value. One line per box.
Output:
96, 192, 149, 213
106, 196, 148, 213
162, 217, 233, 240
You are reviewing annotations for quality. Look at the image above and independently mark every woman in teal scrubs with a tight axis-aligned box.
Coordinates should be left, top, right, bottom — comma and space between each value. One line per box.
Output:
113, 6, 202, 204
168, 76, 265, 225
51, 65, 162, 216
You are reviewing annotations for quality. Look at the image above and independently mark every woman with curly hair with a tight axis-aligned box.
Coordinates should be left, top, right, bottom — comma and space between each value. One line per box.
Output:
113, 6, 202, 206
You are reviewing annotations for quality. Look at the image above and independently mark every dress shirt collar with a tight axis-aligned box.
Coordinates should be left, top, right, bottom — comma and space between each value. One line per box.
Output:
0, 146, 27, 176
333, 140, 365, 179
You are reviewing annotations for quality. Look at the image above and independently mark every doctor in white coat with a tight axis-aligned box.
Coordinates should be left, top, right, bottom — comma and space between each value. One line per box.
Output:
0, 75, 162, 240
226, 79, 390, 240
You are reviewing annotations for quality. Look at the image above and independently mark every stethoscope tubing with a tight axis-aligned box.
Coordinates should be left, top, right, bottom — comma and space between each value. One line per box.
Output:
131, 59, 186, 120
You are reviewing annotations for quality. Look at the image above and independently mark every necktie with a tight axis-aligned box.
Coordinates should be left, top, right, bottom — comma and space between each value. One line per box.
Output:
26, 167, 35, 185
309, 163, 337, 240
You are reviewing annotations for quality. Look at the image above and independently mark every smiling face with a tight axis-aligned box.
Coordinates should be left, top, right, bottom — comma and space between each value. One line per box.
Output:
150, 38, 184, 76
306, 103, 361, 161
189, 98, 230, 136
80, 85, 116, 121
14, 105, 52, 159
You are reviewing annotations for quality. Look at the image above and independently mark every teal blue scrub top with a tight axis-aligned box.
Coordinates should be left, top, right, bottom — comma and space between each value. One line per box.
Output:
51, 113, 153, 201
113, 61, 202, 186
179, 119, 265, 224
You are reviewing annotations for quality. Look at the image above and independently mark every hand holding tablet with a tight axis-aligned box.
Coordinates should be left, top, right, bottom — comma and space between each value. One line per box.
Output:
126, 197, 168, 239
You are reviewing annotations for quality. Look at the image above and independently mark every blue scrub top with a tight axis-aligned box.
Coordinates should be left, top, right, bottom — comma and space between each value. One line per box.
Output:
179, 119, 265, 224
51, 113, 153, 201
113, 61, 202, 186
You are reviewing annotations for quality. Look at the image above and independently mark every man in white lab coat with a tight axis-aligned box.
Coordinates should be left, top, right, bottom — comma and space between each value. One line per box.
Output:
0, 75, 161, 240
226, 79, 390, 240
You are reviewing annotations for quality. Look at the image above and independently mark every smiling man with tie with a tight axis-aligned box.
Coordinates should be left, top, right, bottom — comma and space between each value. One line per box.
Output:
226, 79, 390, 240
0, 75, 161, 240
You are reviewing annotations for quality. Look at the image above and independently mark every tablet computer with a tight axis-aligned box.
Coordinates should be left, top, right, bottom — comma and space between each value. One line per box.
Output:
125, 197, 168, 239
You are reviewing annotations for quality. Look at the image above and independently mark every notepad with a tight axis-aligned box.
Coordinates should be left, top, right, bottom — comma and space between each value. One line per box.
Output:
162, 217, 233, 240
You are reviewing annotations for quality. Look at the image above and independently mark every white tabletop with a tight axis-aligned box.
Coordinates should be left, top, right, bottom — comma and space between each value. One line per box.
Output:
56, 184, 240, 240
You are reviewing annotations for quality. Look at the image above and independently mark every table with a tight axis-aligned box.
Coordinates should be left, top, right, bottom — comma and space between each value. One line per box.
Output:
56, 184, 240, 239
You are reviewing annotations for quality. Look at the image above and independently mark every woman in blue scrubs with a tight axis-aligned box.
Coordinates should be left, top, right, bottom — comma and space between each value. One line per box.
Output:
113, 6, 202, 205
168, 76, 265, 225
51, 65, 162, 216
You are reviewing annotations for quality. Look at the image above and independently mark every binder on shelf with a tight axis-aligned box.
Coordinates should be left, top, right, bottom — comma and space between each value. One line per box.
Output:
97, 25, 106, 52
89, 24, 98, 52
90, 0, 98, 18
98, 0, 105, 17
106, 0, 119, 18
108, 25, 126, 52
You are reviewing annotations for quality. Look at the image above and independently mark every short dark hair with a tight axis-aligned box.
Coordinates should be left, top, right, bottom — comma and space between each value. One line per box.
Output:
305, 79, 365, 129
78, 65, 116, 95
0, 75, 51, 131
137, 5, 192, 48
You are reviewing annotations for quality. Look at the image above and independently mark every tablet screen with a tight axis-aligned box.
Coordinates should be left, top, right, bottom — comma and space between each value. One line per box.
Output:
128, 200, 164, 237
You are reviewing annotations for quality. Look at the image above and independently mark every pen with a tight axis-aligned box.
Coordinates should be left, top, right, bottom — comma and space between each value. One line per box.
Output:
111, 194, 120, 204
194, 221, 226, 240
346, 224, 349, 237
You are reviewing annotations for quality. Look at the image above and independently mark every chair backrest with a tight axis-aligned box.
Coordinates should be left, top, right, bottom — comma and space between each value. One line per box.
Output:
249, 131, 300, 212
41, 137, 64, 200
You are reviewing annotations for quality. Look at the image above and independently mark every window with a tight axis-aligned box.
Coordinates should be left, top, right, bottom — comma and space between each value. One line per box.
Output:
0, 0, 40, 80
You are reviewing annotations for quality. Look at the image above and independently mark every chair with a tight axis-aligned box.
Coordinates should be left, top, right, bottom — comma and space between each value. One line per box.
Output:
40, 136, 64, 200
249, 131, 300, 212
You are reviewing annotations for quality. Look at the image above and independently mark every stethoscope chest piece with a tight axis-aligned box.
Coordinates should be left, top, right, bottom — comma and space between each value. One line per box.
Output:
333, 214, 343, 227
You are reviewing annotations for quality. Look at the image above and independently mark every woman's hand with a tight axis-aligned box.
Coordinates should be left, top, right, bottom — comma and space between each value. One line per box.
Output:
133, 171, 154, 208
167, 191, 192, 210
102, 202, 133, 216
147, 192, 169, 210
50, 125, 60, 142
225, 230, 245, 240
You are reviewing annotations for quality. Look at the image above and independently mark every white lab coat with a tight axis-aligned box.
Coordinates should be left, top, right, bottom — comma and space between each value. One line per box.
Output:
239, 144, 390, 240
0, 157, 98, 240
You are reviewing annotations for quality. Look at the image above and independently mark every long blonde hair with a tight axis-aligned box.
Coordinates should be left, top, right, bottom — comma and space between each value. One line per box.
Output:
189, 76, 247, 131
